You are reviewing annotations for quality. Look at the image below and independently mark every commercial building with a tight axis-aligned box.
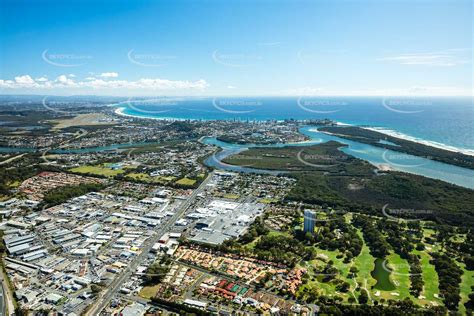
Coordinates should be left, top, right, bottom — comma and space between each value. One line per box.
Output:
303, 209, 317, 234
188, 200, 265, 245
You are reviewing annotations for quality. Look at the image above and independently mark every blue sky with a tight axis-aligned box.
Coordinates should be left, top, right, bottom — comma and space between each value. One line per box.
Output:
0, 0, 472, 96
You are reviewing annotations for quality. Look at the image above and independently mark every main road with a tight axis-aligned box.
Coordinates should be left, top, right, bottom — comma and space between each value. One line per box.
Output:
0, 266, 15, 316
85, 171, 214, 316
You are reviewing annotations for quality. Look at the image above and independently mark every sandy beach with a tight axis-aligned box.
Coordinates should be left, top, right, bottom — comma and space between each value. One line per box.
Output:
309, 126, 474, 157
363, 127, 474, 156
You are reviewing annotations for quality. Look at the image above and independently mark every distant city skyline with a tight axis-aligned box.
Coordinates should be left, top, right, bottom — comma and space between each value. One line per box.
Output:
0, 0, 472, 96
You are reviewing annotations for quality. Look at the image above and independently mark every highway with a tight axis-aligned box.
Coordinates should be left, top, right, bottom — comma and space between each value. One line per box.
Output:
0, 267, 15, 316
85, 171, 214, 316
0, 282, 4, 316
0, 153, 26, 166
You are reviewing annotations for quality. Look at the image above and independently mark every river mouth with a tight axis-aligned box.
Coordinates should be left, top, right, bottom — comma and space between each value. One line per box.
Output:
201, 126, 474, 189
2, 125, 473, 189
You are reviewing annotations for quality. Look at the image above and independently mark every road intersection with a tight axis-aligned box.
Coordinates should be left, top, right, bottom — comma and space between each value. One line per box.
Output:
86, 171, 214, 315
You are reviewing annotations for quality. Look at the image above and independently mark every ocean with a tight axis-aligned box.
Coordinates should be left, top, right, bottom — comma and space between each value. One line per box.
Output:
115, 96, 473, 155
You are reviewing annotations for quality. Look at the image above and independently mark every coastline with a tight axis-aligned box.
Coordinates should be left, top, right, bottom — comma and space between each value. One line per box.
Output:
114, 107, 188, 122
364, 127, 474, 157
115, 105, 474, 157
308, 127, 474, 157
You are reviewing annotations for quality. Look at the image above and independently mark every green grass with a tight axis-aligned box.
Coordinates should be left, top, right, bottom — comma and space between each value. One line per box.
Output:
412, 249, 440, 306
242, 237, 259, 251
267, 230, 292, 238
259, 198, 278, 204
458, 262, 474, 314
298, 264, 341, 300
70, 165, 124, 177
354, 230, 377, 290
298, 246, 356, 302
138, 284, 161, 299
125, 173, 177, 184
315, 248, 351, 275
7, 180, 21, 188
175, 177, 196, 186
380, 253, 411, 300
423, 228, 436, 239
223, 193, 240, 199
222, 141, 361, 172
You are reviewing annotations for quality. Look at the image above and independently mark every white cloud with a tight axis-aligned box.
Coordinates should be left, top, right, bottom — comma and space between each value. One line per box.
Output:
227, 85, 237, 89
99, 72, 119, 78
0, 74, 209, 95
15, 75, 36, 85
378, 49, 471, 67
56, 75, 75, 85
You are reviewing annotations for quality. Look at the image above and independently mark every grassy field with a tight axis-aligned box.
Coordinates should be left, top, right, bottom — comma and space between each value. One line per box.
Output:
377, 253, 411, 300
354, 230, 377, 292
299, 261, 348, 301
297, 249, 346, 301
7, 180, 21, 188
267, 230, 292, 238
412, 249, 440, 306
242, 230, 290, 252
223, 193, 240, 199
297, 228, 380, 303
51, 113, 114, 130
125, 172, 176, 184
258, 198, 278, 204
458, 263, 474, 314
138, 284, 161, 299
69, 165, 124, 177
176, 177, 197, 186
128, 173, 178, 183
126, 173, 156, 182
233, 205, 464, 310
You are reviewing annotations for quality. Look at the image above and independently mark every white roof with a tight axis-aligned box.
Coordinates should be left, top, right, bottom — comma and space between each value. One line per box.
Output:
184, 299, 207, 308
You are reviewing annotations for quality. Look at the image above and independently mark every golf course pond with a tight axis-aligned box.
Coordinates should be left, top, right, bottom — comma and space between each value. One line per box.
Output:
371, 258, 396, 291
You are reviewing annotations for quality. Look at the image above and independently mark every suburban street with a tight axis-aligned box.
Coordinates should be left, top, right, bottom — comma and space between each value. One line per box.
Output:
86, 171, 214, 316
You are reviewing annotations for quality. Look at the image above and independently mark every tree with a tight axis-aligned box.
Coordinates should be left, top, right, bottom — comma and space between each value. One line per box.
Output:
91, 284, 102, 293
337, 281, 350, 293
350, 266, 358, 274
144, 262, 170, 284
0, 230, 5, 254
358, 289, 369, 305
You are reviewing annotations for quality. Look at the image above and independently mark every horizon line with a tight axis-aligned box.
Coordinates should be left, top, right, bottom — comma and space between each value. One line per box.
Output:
0, 93, 472, 98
